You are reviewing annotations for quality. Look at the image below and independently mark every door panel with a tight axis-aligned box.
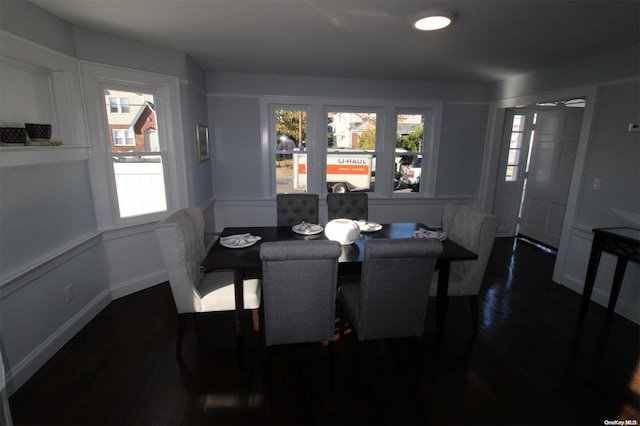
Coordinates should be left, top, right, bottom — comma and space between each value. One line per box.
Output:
518, 108, 583, 248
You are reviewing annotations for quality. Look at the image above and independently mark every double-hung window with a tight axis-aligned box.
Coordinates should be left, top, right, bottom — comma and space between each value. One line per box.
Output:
394, 111, 429, 193
81, 62, 188, 228
326, 110, 377, 193
103, 89, 166, 218
109, 97, 130, 113
270, 105, 309, 194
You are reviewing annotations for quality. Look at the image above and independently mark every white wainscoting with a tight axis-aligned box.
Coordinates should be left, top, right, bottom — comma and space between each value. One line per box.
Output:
0, 235, 111, 395
554, 225, 639, 324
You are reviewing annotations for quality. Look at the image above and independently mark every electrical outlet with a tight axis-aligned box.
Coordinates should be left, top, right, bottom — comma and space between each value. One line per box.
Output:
592, 178, 601, 191
65, 284, 74, 302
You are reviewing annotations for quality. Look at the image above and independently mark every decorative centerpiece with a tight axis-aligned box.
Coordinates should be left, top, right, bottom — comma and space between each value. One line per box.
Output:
324, 218, 361, 245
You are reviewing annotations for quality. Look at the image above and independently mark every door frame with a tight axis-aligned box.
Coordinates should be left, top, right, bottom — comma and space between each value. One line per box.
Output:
478, 84, 598, 281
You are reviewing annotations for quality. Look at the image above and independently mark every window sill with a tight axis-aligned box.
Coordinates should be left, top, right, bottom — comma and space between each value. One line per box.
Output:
0, 145, 91, 169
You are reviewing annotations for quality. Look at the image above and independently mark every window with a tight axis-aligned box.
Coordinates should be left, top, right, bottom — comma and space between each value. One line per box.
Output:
273, 108, 307, 193
103, 89, 167, 218
326, 111, 376, 193
112, 129, 135, 146
109, 97, 130, 113
394, 113, 425, 192
504, 114, 535, 182
261, 97, 440, 197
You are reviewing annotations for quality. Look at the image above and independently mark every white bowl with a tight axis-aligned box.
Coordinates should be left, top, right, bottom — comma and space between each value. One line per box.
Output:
324, 218, 361, 245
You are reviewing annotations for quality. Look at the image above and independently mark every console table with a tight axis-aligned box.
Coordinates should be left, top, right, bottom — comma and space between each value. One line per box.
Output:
580, 227, 640, 317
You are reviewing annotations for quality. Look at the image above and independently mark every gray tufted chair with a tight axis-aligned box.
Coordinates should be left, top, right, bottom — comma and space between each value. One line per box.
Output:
327, 192, 368, 220
276, 194, 319, 226
429, 204, 499, 331
339, 238, 442, 341
155, 208, 261, 357
260, 240, 342, 391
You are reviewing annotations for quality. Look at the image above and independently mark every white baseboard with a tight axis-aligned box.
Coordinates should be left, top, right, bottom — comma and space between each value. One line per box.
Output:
110, 270, 167, 299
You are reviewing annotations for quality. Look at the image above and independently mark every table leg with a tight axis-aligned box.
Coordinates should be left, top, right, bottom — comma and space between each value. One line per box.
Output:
580, 234, 603, 316
436, 260, 450, 347
233, 269, 245, 368
607, 256, 628, 316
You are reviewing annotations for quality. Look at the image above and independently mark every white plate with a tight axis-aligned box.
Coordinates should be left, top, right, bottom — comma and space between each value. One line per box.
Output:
219, 234, 262, 248
292, 222, 324, 235
412, 230, 447, 241
356, 220, 382, 232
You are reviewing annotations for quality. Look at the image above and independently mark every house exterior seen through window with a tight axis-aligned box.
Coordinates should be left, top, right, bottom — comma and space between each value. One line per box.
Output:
394, 113, 425, 192
326, 111, 376, 193
103, 89, 167, 218
265, 98, 438, 197
274, 108, 307, 194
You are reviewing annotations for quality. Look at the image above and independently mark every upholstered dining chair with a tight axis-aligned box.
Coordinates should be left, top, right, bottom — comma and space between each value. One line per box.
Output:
260, 240, 342, 391
154, 208, 261, 358
339, 238, 442, 341
327, 192, 368, 220
276, 193, 320, 226
429, 204, 499, 331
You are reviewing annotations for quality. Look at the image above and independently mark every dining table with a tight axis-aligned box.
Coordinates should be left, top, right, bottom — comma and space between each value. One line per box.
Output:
200, 222, 477, 347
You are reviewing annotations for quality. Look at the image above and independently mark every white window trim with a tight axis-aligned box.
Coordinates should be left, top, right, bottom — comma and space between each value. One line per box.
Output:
80, 61, 188, 230
261, 95, 442, 198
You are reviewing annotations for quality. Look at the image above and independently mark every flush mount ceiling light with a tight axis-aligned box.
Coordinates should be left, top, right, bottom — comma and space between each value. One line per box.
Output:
412, 10, 456, 31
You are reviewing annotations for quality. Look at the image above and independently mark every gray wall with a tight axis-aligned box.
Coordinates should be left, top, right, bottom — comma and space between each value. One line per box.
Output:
0, 162, 97, 279
206, 72, 491, 201
0, 0, 212, 394
576, 79, 640, 228
436, 103, 489, 197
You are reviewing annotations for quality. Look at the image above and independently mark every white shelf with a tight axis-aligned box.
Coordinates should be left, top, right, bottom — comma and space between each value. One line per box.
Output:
0, 145, 91, 169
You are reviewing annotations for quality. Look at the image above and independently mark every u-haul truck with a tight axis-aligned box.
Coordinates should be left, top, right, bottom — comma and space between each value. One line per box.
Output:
293, 152, 372, 193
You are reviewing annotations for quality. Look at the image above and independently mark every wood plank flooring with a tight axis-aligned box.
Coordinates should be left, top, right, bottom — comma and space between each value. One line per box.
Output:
9, 237, 640, 425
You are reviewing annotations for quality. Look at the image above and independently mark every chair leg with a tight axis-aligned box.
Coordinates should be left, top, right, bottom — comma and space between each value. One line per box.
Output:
327, 340, 335, 390
469, 295, 479, 332
266, 345, 274, 396
176, 314, 187, 356
252, 308, 260, 331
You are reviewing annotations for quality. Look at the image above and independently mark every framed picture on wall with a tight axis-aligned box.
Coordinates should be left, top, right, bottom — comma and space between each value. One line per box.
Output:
195, 124, 210, 162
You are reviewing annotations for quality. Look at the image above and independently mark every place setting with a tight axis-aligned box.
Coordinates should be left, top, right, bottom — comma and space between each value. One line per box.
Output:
412, 227, 447, 241
219, 233, 262, 248
355, 220, 382, 232
292, 221, 324, 235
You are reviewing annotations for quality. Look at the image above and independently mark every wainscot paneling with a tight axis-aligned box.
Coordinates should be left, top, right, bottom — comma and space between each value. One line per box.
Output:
0, 235, 111, 395
554, 225, 639, 324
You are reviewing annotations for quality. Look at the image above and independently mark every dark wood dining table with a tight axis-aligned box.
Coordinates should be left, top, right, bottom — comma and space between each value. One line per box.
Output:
200, 222, 477, 346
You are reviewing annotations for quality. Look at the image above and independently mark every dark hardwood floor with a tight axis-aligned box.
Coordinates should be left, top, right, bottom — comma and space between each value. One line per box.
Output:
9, 237, 640, 425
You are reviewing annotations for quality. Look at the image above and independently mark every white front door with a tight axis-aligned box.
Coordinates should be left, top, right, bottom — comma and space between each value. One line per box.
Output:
493, 110, 535, 237
518, 107, 584, 248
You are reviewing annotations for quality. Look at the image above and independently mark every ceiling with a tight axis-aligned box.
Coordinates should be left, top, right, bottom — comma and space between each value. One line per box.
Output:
28, 0, 640, 84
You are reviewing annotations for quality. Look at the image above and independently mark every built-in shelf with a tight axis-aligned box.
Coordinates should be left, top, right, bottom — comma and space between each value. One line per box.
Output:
0, 145, 91, 169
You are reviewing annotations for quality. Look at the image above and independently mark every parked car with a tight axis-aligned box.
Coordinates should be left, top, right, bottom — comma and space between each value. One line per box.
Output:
402, 155, 422, 187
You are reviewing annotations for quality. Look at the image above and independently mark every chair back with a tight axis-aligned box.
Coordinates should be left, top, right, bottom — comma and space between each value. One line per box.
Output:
276, 194, 319, 226
155, 208, 206, 313
347, 238, 442, 341
260, 240, 342, 346
327, 192, 368, 220
442, 204, 499, 295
